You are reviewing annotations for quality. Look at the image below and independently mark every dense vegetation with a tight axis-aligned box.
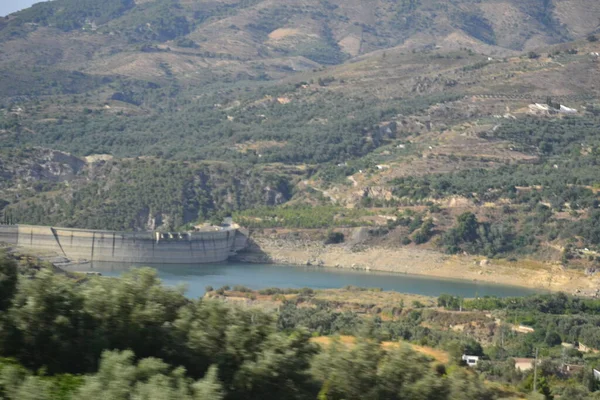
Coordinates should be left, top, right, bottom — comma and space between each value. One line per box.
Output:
392, 119, 600, 207
1, 0, 135, 34
2, 157, 292, 231
4, 252, 600, 398
0, 253, 507, 400
233, 206, 378, 229
0, 85, 459, 164
385, 114, 600, 254
1, 0, 600, 263
437, 292, 600, 398
441, 212, 516, 256
269, 287, 600, 398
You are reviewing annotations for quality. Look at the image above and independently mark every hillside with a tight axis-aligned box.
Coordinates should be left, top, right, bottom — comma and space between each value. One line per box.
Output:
4, 256, 600, 400
1, 0, 600, 271
0, 0, 599, 101
0, 0, 598, 161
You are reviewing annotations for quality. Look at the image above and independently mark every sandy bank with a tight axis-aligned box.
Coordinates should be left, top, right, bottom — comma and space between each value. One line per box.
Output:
236, 236, 600, 294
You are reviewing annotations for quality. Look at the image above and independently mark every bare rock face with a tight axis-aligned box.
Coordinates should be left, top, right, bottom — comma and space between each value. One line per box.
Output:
366, 186, 394, 201
264, 186, 286, 205
2, 148, 86, 184
352, 186, 394, 205
145, 211, 168, 232
350, 227, 370, 245
145, 210, 161, 231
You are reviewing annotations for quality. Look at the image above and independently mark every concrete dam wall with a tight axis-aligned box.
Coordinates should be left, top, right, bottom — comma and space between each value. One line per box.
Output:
0, 224, 248, 264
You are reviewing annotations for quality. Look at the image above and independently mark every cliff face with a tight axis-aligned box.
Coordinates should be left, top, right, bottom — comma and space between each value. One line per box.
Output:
0, 148, 85, 187
0, 150, 294, 231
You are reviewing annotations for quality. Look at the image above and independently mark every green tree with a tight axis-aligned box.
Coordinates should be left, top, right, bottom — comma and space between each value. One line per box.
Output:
0, 253, 17, 311
312, 341, 381, 400
312, 342, 463, 400
544, 331, 561, 347
413, 218, 435, 244
448, 369, 493, 400
80, 268, 188, 365
0, 363, 52, 400
231, 331, 317, 400
377, 346, 449, 399
76, 350, 223, 400
2, 269, 93, 374
171, 299, 316, 398
457, 212, 479, 242
192, 366, 223, 400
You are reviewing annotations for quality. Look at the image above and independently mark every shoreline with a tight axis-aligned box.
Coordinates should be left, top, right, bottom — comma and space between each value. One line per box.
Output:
7, 239, 599, 296
235, 237, 600, 295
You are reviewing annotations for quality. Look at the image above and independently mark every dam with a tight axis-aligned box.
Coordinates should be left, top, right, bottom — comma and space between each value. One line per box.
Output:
0, 224, 248, 264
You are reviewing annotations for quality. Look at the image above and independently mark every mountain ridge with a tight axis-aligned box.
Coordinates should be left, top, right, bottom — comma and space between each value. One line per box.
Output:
2, 0, 600, 268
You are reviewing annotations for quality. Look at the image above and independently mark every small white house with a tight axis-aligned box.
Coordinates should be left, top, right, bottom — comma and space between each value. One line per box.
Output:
462, 355, 479, 367
593, 369, 600, 381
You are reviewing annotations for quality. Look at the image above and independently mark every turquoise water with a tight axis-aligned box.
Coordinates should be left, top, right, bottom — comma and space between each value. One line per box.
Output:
66, 262, 541, 299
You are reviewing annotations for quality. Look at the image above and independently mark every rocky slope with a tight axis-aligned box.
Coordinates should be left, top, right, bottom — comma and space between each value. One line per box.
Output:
235, 229, 600, 294
0, 148, 294, 231
1, 0, 600, 277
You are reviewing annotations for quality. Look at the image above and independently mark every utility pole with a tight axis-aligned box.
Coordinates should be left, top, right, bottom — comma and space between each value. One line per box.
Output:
533, 347, 539, 393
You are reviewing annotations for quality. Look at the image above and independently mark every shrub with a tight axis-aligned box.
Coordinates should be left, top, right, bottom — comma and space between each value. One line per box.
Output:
325, 231, 345, 244
259, 287, 282, 295
233, 285, 252, 293
176, 38, 198, 48
412, 230, 428, 244
299, 287, 314, 296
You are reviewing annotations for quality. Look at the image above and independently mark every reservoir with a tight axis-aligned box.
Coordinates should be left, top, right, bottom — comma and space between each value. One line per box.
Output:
67, 262, 541, 299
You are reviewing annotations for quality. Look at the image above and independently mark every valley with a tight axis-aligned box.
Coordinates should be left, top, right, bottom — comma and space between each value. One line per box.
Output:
1, 0, 600, 286
3, 1, 600, 399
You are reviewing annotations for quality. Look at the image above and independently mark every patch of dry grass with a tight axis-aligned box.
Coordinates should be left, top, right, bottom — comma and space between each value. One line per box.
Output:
311, 335, 450, 364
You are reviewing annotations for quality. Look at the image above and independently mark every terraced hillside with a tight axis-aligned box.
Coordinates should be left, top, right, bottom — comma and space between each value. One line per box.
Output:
1, 0, 600, 271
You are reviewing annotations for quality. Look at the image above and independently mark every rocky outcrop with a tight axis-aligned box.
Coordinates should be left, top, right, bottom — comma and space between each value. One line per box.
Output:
264, 186, 286, 205
0, 148, 85, 186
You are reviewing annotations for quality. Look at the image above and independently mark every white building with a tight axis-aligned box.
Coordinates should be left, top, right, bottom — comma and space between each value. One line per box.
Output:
462, 355, 480, 367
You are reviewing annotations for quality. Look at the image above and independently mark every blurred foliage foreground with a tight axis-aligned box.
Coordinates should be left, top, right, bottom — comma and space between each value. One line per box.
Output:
0, 252, 599, 399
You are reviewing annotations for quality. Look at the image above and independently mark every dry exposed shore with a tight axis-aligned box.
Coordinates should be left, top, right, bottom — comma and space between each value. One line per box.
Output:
6, 231, 599, 295
236, 235, 600, 295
